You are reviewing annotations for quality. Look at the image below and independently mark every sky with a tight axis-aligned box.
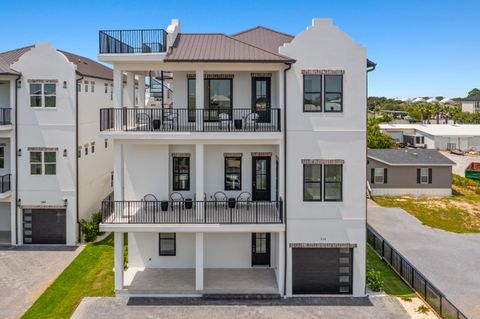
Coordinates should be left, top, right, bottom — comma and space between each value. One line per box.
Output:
0, 0, 479, 98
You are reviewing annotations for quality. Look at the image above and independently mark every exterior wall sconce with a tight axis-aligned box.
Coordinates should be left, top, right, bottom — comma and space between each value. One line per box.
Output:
63, 149, 67, 157
17, 198, 21, 206
17, 80, 21, 88
63, 81, 67, 89
18, 148, 21, 156
63, 198, 68, 207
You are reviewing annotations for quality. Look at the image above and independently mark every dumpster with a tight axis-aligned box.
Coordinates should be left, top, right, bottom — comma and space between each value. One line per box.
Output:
465, 162, 480, 183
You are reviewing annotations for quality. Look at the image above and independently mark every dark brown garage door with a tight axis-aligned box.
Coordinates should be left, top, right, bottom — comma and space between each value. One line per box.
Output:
23, 209, 66, 244
292, 248, 353, 294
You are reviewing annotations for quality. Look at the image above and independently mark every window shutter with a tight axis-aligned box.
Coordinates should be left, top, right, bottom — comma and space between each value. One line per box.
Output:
417, 168, 421, 184
384, 168, 388, 184
428, 168, 433, 184
370, 168, 375, 184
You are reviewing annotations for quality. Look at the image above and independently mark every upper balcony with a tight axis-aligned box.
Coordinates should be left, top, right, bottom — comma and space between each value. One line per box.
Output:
0, 108, 12, 131
99, 29, 167, 54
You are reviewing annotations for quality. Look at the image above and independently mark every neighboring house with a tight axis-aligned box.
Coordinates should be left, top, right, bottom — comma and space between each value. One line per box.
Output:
380, 123, 480, 151
98, 18, 374, 297
0, 42, 113, 246
368, 149, 455, 196
461, 93, 480, 113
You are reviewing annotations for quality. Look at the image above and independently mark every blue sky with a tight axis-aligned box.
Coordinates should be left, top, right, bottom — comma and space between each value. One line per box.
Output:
1, 0, 478, 98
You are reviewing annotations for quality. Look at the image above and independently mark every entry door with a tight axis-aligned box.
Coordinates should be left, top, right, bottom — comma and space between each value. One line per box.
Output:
252, 233, 271, 266
252, 77, 271, 123
252, 157, 271, 201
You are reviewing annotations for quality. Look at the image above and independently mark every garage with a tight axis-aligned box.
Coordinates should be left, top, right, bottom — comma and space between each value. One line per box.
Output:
23, 209, 66, 244
292, 247, 353, 295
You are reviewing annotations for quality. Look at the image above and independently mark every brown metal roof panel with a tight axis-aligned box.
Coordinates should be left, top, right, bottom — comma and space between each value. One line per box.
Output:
231, 26, 294, 54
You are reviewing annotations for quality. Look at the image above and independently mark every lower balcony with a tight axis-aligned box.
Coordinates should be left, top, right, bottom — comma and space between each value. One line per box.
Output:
102, 199, 283, 225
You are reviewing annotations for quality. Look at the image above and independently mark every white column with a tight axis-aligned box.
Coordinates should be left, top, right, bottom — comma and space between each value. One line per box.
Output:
195, 232, 204, 290
195, 70, 204, 130
114, 232, 124, 291
278, 69, 285, 130
114, 142, 124, 201
113, 68, 123, 108
195, 143, 204, 218
277, 232, 285, 295
278, 143, 285, 200
138, 75, 146, 108
10, 202, 16, 245
125, 72, 135, 108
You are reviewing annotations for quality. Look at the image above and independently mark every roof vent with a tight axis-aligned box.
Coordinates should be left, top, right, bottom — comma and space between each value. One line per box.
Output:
412, 152, 418, 156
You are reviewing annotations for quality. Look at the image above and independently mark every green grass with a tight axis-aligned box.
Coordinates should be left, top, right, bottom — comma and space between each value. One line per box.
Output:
22, 234, 120, 319
374, 174, 480, 233
367, 246, 415, 297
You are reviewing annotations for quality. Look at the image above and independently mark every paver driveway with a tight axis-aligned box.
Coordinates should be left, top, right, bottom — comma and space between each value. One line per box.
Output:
0, 245, 82, 319
368, 200, 480, 319
72, 295, 410, 319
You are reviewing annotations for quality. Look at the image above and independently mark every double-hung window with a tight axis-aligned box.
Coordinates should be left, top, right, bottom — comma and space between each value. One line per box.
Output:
30, 83, 56, 108
159, 233, 176, 256
30, 151, 56, 175
324, 164, 342, 201
303, 74, 343, 112
303, 164, 322, 201
173, 157, 190, 191
324, 75, 343, 112
225, 157, 241, 190
373, 168, 386, 184
303, 75, 322, 111
84, 81, 89, 92
91, 81, 95, 93
417, 168, 431, 184
104, 83, 108, 93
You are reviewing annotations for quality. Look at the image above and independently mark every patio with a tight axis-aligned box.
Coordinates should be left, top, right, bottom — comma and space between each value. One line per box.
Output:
123, 268, 279, 295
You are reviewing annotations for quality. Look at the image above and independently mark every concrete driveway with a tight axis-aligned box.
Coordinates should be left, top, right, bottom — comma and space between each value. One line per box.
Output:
72, 295, 410, 319
0, 245, 82, 319
368, 200, 480, 319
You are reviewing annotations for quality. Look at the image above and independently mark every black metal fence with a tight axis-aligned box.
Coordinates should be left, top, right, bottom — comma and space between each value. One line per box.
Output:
100, 108, 281, 132
0, 108, 11, 125
99, 29, 167, 54
101, 199, 283, 225
367, 225, 468, 319
0, 174, 11, 193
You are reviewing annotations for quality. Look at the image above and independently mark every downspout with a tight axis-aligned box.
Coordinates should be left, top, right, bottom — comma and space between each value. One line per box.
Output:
76, 73, 83, 243
14, 74, 21, 245
283, 62, 292, 297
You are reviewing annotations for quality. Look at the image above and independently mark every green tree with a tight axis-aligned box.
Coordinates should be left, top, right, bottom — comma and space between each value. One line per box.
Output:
468, 88, 480, 97
368, 117, 394, 149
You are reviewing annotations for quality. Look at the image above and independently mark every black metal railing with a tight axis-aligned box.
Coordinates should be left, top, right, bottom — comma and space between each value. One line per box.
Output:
100, 108, 281, 132
99, 29, 167, 54
101, 199, 283, 224
0, 174, 11, 193
0, 108, 11, 125
367, 225, 468, 319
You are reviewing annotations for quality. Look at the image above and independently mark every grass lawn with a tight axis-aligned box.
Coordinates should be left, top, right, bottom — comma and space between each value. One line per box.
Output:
374, 174, 480, 233
22, 234, 123, 319
367, 246, 415, 297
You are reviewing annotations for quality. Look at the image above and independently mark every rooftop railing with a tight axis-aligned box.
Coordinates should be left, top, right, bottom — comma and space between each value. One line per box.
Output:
99, 29, 167, 54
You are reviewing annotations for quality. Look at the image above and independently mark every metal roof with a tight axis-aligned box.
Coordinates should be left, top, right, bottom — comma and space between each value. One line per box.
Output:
368, 149, 455, 166
231, 26, 294, 54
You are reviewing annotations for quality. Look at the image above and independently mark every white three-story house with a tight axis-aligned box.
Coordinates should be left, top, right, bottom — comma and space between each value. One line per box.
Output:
99, 18, 374, 297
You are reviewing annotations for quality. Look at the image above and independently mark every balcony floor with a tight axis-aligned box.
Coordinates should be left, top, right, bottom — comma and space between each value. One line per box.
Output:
102, 122, 279, 133
124, 268, 278, 295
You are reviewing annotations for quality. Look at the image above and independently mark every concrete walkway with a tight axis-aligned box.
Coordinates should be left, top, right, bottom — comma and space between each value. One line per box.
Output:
72, 295, 410, 319
368, 200, 480, 319
0, 245, 82, 319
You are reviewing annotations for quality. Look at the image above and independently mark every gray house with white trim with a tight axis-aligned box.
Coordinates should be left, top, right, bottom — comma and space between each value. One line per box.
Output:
367, 149, 455, 196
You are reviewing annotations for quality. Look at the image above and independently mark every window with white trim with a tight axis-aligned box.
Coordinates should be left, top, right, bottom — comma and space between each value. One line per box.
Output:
91, 81, 95, 93
420, 168, 429, 184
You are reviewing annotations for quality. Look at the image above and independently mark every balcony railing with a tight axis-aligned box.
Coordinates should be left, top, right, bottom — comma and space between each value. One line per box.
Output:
99, 29, 167, 54
100, 108, 281, 132
101, 199, 283, 224
0, 174, 11, 193
0, 108, 11, 125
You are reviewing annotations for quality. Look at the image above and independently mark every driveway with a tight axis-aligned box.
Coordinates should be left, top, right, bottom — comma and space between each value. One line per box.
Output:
0, 245, 82, 319
368, 200, 480, 318
72, 295, 410, 319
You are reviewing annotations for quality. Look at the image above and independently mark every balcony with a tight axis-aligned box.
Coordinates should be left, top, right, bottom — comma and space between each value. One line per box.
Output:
100, 108, 281, 133
101, 199, 283, 224
0, 108, 11, 125
99, 29, 167, 54
0, 174, 11, 196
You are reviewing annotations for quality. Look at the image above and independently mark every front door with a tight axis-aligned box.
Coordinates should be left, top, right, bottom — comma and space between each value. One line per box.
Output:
252, 156, 271, 201
252, 77, 271, 123
252, 233, 271, 266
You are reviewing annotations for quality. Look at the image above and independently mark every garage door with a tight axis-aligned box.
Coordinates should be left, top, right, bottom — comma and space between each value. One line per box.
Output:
23, 209, 66, 244
292, 248, 353, 294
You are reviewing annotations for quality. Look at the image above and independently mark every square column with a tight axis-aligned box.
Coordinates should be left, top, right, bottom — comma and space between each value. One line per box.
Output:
114, 232, 124, 291
125, 72, 135, 108
195, 143, 204, 218
195, 232, 204, 290
113, 68, 123, 108
138, 75, 146, 108
114, 142, 124, 201
195, 70, 204, 130
277, 232, 285, 294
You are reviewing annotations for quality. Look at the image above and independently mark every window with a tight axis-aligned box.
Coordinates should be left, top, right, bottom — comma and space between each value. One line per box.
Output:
104, 83, 108, 93
30, 83, 56, 108
303, 164, 322, 201
91, 81, 95, 93
77, 83, 81, 92
173, 157, 189, 191
225, 157, 241, 190
110, 171, 114, 187
303, 75, 321, 111
187, 78, 196, 122
30, 151, 56, 175
84, 81, 89, 92
324, 164, 342, 201
373, 168, 386, 184
104, 139, 108, 148
78, 148, 81, 158
159, 233, 176, 256
0, 147, 4, 169
204, 79, 232, 121
324, 75, 343, 112
91, 143, 95, 154
85, 147, 88, 156
418, 168, 432, 184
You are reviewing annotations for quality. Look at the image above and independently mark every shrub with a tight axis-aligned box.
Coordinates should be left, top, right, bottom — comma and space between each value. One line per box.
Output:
366, 267, 384, 292
80, 212, 103, 242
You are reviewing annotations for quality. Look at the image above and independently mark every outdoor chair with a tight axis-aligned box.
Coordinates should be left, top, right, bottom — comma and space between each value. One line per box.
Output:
236, 191, 252, 210
214, 191, 228, 209
170, 192, 184, 210
136, 113, 151, 131
243, 112, 259, 131
218, 113, 231, 130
